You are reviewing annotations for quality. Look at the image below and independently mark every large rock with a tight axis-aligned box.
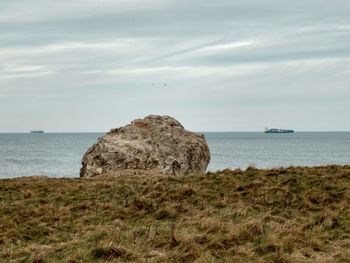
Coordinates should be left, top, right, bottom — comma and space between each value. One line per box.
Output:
80, 115, 210, 177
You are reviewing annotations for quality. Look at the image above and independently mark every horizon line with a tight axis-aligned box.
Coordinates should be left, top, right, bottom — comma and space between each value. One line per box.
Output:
1, 130, 350, 134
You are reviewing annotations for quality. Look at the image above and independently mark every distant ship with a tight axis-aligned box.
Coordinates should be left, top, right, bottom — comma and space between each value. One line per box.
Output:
30, 130, 44, 134
264, 127, 294, 134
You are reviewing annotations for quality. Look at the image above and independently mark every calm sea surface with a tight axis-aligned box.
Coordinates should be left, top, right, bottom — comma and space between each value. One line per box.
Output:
0, 132, 349, 178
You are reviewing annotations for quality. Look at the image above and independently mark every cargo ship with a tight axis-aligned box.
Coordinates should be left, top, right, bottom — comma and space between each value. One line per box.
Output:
264, 127, 294, 134
30, 130, 44, 134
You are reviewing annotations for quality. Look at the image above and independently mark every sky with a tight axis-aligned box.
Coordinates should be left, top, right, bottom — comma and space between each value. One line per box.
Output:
1, 0, 350, 132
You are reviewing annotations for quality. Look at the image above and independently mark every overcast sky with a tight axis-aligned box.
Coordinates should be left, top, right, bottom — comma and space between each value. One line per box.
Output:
1, 0, 350, 132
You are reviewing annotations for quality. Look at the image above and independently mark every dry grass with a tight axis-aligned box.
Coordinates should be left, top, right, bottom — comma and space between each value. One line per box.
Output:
1, 165, 350, 262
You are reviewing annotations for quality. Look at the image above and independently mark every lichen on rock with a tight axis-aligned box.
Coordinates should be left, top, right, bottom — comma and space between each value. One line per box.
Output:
80, 115, 210, 177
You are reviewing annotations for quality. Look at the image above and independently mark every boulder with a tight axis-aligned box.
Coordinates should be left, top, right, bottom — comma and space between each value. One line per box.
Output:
80, 115, 210, 177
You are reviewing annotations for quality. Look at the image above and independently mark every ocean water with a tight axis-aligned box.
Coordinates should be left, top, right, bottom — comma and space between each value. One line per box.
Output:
0, 132, 349, 178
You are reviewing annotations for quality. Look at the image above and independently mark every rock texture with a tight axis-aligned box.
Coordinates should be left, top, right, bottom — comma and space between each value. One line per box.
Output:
80, 115, 210, 177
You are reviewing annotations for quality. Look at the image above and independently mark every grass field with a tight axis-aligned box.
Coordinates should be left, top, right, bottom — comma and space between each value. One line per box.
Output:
1, 165, 350, 262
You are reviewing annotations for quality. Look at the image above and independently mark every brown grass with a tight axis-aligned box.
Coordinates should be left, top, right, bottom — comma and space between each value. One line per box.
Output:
1, 165, 350, 262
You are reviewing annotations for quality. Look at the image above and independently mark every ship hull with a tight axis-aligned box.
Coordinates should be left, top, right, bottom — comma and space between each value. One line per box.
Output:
265, 130, 294, 134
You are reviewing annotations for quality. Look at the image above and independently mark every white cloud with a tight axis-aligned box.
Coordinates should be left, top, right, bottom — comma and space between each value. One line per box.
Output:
0, 64, 53, 80
0, 0, 350, 131
198, 40, 257, 52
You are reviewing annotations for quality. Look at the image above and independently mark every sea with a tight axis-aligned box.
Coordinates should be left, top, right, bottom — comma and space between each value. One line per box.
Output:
0, 132, 350, 179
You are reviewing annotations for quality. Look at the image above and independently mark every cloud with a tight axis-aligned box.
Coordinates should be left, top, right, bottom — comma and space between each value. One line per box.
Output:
0, 64, 53, 80
0, 0, 350, 131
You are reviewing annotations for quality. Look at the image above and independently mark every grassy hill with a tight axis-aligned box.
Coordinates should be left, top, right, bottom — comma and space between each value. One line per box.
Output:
1, 165, 350, 262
